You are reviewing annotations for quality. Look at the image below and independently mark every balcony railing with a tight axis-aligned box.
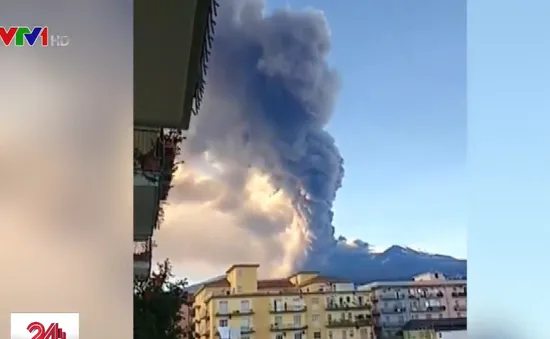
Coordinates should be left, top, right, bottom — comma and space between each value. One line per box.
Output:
326, 303, 371, 311
380, 307, 407, 314
454, 305, 467, 312
215, 309, 254, 316
326, 318, 372, 328
409, 292, 444, 299
270, 323, 308, 331
240, 327, 255, 334
411, 305, 447, 313
134, 127, 181, 201
452, 291, 467, 298
270, 305, 307, 313
134, 128, 164, 180
379, 294, 406, 300
133, 238, 153, 262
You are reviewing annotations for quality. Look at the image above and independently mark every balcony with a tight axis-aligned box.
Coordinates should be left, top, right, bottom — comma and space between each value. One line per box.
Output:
454, 305, 467, 312
134, 0, 219, 129
379, 293, 406, 300
452, 291, 467, 298
326, 318, 372, 328
134, 128, 164, 239
380, 307, 407, 314
199, 312, 211, 321
215, 309, 254, 316
133, 238, 152, 278
240, 327, 255, 335
326, 303, 371, 311
270, 305, 307, 314
411, 306, 447, 313
409, 291, 444, 299
134, 129, 180, 237
270, 323, 308, 332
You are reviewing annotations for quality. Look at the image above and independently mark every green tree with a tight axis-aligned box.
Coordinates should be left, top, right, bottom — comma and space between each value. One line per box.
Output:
134, 259, 191, 339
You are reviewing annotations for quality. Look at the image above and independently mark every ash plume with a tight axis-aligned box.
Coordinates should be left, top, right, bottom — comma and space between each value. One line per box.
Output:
156, 0, 464, 280
156, 0, 343, 275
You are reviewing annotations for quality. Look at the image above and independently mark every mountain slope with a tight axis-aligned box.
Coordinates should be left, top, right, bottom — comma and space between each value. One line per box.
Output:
319, 245, 466, 284
186, 246, 466, 291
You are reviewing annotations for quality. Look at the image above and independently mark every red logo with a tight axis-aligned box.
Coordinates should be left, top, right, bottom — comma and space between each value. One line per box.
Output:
27, 322, 66, 339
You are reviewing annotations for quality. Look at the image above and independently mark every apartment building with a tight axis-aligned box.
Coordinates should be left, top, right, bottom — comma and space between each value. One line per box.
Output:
399, 317, 467, 339
133, 0, 219, 278
181, 301, 195, 338
192, 264, 374, 339
358, 273, 467, 339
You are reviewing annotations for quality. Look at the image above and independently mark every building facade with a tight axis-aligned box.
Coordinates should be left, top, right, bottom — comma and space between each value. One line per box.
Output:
358, 273, 467, 339
400, 317, 467, 339
181, 301, 195, 339
133, 0, 218, 278
192, 264, 374, 339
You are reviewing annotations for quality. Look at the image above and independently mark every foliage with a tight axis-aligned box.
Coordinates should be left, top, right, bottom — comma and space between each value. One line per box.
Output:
134, 259, 191, 339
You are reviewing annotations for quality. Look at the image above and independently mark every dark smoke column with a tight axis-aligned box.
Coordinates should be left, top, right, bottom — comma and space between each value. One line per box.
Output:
189, 0, 344, 271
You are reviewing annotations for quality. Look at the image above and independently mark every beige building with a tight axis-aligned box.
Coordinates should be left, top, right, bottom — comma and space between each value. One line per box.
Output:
180, 301, 195, 338
192, 264, 374, 339
358, 273, 466, 339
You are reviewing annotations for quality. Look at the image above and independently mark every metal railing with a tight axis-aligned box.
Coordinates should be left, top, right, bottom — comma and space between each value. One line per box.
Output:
134, 127, 164, 181
326, 318, 372, 328
270, 305, 307, 313
133, 238, 153, 261
270, 323, 307, 331
326, 303, 371, 310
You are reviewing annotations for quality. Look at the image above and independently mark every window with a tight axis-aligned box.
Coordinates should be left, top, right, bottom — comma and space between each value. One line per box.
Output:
219, 319, 228, 327
327, 314, 332, 322
274, 316, 282, 325
314, 332, 321, 339
241, 318, 250, 329
219, 301, 228, 313
294, 333, 302, 339
358, 296, 363, 304
276, 335, 284, 339
426, 314, 432, 319
346, 296, 351, 302
312, 297, 319, 304
293, 315, 301, 325
342, 330, 347, 339
241, 300, 250, 312
328, 331, 333, 338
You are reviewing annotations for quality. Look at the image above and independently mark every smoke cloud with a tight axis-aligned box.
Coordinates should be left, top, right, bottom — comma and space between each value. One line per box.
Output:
155, 0, 464, 281
154, 0, 347, 279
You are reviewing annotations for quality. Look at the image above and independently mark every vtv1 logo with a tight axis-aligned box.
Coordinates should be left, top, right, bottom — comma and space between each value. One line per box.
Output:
27, 322, 66, 339
11, 313, 79, 339
0, 26, 70, 47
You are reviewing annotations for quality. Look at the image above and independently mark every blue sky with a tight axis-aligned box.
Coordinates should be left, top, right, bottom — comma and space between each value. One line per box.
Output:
268, 0, 466, 258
